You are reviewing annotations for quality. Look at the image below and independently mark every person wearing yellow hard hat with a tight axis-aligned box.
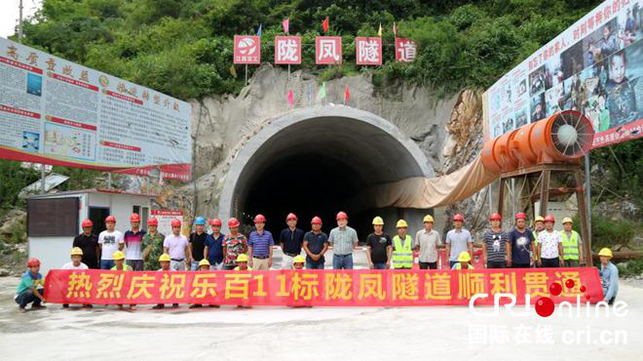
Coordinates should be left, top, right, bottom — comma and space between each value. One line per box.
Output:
392, 219, 413, 270
451, 251, 474, 270
234, 253, 252, 271
366, 216, 392, 270
110, 251, 133, 310
61, 247, 90, 309
293, 255, 306, 270
153, 254, 175, 310
414, 214, 441, 269
561, 217, 584, 267
531, 216, 545, 262
189, 259, 214, 309
598, 248, 618, 304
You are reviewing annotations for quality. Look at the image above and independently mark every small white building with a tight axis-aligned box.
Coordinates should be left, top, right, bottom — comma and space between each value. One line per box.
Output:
27, 189, 156, 275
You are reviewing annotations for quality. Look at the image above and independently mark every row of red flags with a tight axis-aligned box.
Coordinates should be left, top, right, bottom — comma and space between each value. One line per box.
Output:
283, 17, 397, 36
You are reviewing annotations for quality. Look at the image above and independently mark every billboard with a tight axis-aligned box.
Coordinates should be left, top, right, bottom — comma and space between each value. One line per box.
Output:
483, 0, 643, 148
0, 38, 192, 181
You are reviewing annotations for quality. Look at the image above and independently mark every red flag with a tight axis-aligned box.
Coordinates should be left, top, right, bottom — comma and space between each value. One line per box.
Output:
322, 16, 329, 32
287, 89, 294, 107
283, 18, 290, 33
393, 22, 397, 36
344, 84, 350, 105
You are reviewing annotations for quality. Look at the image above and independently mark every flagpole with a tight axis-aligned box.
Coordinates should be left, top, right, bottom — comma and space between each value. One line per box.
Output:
245, 64, 248, 85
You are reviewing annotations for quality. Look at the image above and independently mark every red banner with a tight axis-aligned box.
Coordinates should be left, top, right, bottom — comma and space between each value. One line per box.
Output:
45, 268, 603, 307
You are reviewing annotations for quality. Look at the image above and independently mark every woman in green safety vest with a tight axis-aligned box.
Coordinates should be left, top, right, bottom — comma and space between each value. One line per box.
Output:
392, 220, 413, 269
561, 217, 584, 267
452, 251, 474, 270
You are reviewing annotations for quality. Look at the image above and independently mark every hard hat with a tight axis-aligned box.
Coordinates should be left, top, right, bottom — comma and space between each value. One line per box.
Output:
26, 258, 41, 267
148, 217, 159, 226
81, 219, 93, 228
70, 247, 84, 256
457, 251, 471, 263
286, 213, 298, 221
158, 253, 171, 262
236, 254, 248, 263
544, 215, 556, 223
336, 211, 348, 220
210, 218, 222, 227
598, 248, 613, 258
515, 212, 527, 220
171, 219, 182, 228
228, 218, 240, 228
112, 251, 125, 261
130, 213, 141, 222
194, 216, 206, 226
293, 255, 305, 264
105, 215, 116, 223
198, 259, 211, 267
372, 216, 384, 225
423, 215, 434, 223
534, 216, 545, 223
396, 219, 408, 228
489, 213, 502, 221
254, 214, 266, 223
562, 217, 573, 224
311, 216, 322, 225
453, 214, 465, 222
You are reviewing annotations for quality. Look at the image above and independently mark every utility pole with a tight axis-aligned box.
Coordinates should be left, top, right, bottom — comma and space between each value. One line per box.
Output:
18, 0, 24, 41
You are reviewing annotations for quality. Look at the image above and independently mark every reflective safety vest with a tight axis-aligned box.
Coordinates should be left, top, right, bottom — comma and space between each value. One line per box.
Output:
452, 263, 474, 270
392, 235, 413, 269
561, 231, 580, 260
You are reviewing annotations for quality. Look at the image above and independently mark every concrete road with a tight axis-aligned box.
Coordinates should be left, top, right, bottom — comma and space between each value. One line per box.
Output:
1, 276, 642, 360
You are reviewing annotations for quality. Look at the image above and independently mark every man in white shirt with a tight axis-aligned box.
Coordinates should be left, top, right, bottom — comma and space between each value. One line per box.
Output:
163, 219, 191, 271
537, 215, 564, 268
61, 247, 90, 309
414, 214, 441, 269
98, 215, 124, 270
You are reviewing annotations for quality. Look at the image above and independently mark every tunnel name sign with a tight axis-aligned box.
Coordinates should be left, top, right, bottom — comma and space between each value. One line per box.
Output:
0, 38, 192, 181
45, 268, 603, 306
483, 0, 643, 149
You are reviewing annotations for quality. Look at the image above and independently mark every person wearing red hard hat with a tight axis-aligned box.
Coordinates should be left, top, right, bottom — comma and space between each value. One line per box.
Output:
204, 218, 225, 270
15, 258, 45, 313
279, 212, 305, 269
163, 218, 191, 270
248, 214, 274, 270
445, 213, 473, 269
329, 211, 359, 269
124, 213, 147, 271
98, 215, 124, 270
508, 212, 536, 268
142, 217, 166, 271
72, 218, 99, 269
482, 213, 510, 269
303, 216, 329, 269
536, 215, 564, 268
222, 218, 248, 270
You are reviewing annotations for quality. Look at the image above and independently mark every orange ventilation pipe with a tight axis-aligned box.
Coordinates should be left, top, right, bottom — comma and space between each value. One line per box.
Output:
481, 110, 595, 173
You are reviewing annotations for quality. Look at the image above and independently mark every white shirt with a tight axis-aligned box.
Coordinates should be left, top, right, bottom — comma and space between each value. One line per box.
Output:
62, 262, 88, 270
538, 230, 562, 259
98, 230, 124, 260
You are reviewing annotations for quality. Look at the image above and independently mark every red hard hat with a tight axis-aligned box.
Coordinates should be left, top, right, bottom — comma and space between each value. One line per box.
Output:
81, 219, 93, 228
254, 214, 266, 223
170, 219, 182, 227
130, 213, 141, 222
453, 214, 465, 222
515, 212, 527, 220
26, 258, 41, 267
336, 211, 348, 220
286, 213, 298, 221
210, 218, 222, 227
228, 218, 240, 228
544, 215, 556, 223
147, 217, 158, 226
311, 216, 322, 225
489, 213, 502, 221
105, 215, 116, 223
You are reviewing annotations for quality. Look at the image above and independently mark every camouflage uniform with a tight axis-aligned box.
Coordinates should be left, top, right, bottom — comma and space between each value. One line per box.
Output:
143, 231, 166, 271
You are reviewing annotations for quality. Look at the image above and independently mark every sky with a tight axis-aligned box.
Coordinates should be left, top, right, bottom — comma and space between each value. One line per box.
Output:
0, 0, 41, 39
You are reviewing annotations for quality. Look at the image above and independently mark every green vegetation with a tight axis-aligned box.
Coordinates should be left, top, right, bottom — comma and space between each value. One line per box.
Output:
581, 214, 640, 251
0, 160, 39, 219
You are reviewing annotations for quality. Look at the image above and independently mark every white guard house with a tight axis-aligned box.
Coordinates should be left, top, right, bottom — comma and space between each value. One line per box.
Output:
26, 189, 156, 275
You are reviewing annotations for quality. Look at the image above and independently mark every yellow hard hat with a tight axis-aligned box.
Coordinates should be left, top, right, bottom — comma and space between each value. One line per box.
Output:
293, 255, 305, 264
112, 251, 125, 261
159, 253, 171, 262
236, 254, 249, 263
562, 217, 573, 224
198, 259, 211, 267
423, 214, 434, 223
534, 216, 545, 223
396, 219, 408, 228
457, 251, 471, 263
372, 216, 384, 225
598, 248, 613, 258
70, 247, 83, 256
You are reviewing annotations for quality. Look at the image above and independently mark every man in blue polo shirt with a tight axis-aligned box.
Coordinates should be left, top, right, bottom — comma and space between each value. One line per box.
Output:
204, 218, 225, 270
248, 214, 274, 270
279, 213, 305, 269
303, 216, 329, 269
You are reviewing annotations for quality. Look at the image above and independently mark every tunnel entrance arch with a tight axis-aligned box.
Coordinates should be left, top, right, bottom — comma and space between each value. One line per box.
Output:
218, 106, 433, 237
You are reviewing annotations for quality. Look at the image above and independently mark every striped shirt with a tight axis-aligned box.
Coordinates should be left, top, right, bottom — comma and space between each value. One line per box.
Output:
328, 226, 358, 255
248, 230, 274, 257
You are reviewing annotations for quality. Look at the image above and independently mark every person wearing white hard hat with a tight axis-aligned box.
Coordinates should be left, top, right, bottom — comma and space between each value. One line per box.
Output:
414, 214, 441, 269
366, 217, 392, 270
561, 217, 584, 267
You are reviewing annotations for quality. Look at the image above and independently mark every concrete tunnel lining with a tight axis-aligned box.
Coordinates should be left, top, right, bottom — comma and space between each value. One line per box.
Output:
217, 106, 433, 234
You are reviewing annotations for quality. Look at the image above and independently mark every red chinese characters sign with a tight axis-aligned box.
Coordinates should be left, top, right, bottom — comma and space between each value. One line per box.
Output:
355, 37, 382, 65
315, 36, 342, 65
395, 38, 417, 63
45, 268, 602, 307
233, 35, 261, 64
275, 36, 301, 65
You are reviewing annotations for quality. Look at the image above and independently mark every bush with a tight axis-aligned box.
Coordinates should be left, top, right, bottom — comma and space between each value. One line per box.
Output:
579, 214, 640, 251
617, 259, 643, 278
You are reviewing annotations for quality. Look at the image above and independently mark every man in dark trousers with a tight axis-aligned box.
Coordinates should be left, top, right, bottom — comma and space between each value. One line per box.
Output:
72, 219, 99, 269
279, 213, 305, 269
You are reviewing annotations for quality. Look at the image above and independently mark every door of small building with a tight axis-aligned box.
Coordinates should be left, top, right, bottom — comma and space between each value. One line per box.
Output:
88, 207, 110, 235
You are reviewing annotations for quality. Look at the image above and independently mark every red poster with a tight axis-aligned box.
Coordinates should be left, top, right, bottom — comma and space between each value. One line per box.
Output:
315, 36, 342, 65
355, 37, 382, 66
274, 36, 301, 65
395, 38, 417, 63
45, 268, 602, 307
233, 35, 261, 64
